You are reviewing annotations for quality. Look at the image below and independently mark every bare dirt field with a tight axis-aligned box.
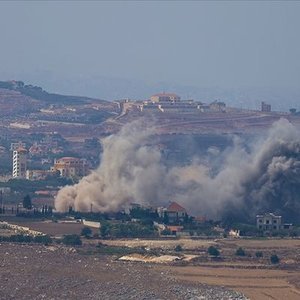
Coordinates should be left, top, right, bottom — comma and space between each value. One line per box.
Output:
1, 219, 86, 236
101, 237, 215, 250
220, 238, 300, 249
165, 265, 300, 300
0, 243, 246, 300
98, 237, 300, 300
1, 219, 300, 300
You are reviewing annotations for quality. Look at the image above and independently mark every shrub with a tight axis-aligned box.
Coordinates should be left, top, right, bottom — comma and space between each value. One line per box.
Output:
62, 234, 82, 246
34, 235, 52, 245
235, 247, 246, 256
270, 254, 280, 264
81, 226, 92, 238
100, 222, 112, 238
100, 222, 156, 238
174, 245, 183, 252
208, 246, 220, 257
255, 251, 263, 258
161, 229, 172, 236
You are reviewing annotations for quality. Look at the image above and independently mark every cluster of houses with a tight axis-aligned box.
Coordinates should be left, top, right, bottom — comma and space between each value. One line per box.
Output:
11, 140, 89, 180
129, 201, 294, 237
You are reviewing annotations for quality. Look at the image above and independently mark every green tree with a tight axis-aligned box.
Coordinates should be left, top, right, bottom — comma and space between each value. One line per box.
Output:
270, 254, 280, 264
235, 247, 246, 256
81, 226, 92, 238
255, 251, 263, 258
23, 194, 32, 209
208, 246, 220, 257
100, 222, 111, 238
161, 228, 172, 236
174, 245, 183, 252
62, 234, 82, 246
34, 235, 52, 245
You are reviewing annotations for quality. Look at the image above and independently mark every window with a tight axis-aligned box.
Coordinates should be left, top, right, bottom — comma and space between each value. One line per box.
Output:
273, 226, 277, 230
266, 220, 270, 224
259, 219, 262, 223
273, 220, 277, 224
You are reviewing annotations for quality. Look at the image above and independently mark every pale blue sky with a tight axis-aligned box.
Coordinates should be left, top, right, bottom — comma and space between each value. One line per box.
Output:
0, 1, 299, 94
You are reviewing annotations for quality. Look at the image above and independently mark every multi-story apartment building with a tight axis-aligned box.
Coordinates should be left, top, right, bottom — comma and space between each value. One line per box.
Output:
256, 213, 282, 231
256, 212, 293, 231
12, 147, 27, 178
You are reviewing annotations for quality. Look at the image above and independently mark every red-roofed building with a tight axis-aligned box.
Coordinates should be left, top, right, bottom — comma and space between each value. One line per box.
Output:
165, 201, 188, 224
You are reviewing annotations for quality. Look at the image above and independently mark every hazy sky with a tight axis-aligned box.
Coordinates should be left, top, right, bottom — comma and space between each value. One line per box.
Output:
0, 1, 300, 89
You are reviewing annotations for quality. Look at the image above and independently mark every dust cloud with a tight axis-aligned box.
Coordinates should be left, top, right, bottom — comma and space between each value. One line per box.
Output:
55, 119, 300, 222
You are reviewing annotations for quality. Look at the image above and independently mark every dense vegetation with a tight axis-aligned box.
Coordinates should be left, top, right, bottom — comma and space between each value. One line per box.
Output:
61, 234, 82, 246
100, 221, 157, 238
208, 246, 220, 257
0, 234, 52, 245
0, 177, 73, 194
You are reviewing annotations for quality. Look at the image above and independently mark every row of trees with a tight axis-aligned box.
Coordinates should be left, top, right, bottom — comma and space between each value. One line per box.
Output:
0, 233, 83, 246
100, 221, 157, 238
0, 234, 52, 245
207, 246, 280, 264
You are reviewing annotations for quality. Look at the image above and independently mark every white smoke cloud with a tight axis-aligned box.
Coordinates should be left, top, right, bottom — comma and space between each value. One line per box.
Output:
55, 118, 300, 221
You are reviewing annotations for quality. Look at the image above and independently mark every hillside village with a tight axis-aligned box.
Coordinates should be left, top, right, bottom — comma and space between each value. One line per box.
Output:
0, 81, 300, 234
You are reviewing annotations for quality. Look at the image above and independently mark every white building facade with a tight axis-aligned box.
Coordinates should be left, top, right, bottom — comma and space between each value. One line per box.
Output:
12, 147, 27, 178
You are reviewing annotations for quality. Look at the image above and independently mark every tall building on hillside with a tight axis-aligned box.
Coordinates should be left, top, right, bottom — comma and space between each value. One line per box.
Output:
12, 147, 27, 178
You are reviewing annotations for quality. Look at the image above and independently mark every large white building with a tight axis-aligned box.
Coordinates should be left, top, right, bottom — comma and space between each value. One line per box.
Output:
12, 147, 27, 178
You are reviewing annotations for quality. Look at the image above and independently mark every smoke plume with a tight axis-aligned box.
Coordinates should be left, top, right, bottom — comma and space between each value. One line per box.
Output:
55, 121, 165, 213
55, 118, 300, 222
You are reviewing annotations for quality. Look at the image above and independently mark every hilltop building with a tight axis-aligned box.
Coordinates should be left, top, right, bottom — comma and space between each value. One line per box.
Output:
12, 146, 27, 178
210, 101, 226, 112
141, 93, 225, 114
150, 93, 181, 103
261, 101, 271, 112
51, 157, 88, 178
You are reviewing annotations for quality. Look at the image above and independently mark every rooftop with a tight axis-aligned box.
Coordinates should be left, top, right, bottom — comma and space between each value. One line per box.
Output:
167, 201, 187, 213
151, 93, 180, 98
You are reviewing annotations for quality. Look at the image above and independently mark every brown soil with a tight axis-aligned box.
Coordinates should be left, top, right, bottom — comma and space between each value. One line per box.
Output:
0, 243, 245, 300
164, 264, 300, 300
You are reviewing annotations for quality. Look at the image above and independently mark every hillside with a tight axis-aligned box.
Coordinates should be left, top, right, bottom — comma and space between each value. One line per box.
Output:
0, 80, 300, 140
0, 80, 119, 126
0, 80, 104, 105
